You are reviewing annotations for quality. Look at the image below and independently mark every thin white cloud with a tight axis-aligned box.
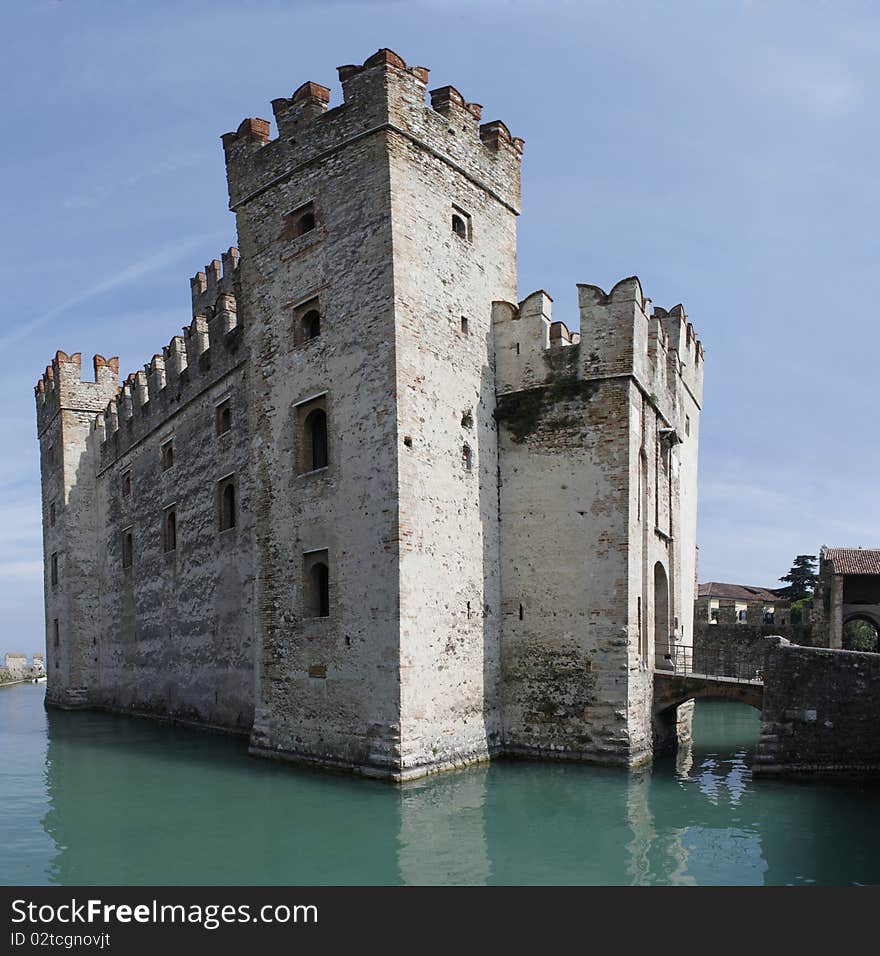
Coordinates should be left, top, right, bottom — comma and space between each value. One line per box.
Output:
0, 233, 227, 349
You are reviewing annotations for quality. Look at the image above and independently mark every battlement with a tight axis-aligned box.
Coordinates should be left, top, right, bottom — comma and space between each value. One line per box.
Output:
95, 248, 243, 457
35, 350, 120, 435
493, 277, 704, 416
222, 48, 523, 214
190, 246, 240, 318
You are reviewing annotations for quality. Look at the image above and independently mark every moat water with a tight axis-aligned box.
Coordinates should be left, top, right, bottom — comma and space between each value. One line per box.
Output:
2, 682, 879, 885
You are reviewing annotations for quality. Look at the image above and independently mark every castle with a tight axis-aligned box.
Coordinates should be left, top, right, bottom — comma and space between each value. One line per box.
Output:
35, 49, 704, 781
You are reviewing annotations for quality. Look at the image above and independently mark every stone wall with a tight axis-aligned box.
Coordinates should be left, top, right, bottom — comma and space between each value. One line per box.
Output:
754, 637, 880, 775
693, 623, 815, 678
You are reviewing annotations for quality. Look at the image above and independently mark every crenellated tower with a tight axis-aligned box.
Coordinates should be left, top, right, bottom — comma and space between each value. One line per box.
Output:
35, 351, 120, 706
493, 276, 704, 765
224, 48, 521, 779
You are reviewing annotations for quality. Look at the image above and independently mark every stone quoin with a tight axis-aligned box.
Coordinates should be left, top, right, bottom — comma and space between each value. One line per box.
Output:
34, 49, 704, 781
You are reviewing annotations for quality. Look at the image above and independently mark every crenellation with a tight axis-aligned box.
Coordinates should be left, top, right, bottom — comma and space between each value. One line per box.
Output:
163, 335, 188, 380
271, 81, 331, 137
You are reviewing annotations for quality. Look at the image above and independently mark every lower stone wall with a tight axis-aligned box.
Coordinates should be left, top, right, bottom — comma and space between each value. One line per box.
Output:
693, 623, 816, 678
754, 637, 880, 775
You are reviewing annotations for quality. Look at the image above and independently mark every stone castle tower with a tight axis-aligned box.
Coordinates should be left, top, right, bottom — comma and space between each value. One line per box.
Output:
35, 49, 704, 780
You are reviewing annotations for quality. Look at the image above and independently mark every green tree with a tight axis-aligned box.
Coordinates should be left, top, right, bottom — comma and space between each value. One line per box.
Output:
779, 555, 818, 600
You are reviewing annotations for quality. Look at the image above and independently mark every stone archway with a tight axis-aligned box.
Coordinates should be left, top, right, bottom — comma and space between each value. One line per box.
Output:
843, 615, 880, 652
654, 562, 670, 670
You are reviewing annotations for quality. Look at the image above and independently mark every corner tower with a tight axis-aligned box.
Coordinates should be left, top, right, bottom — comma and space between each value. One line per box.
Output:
224, 50, 521, 779
35, 352, 119, 707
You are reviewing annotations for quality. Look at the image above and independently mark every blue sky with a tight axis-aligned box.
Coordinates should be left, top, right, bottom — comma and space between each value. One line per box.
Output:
2, 0, 878, 656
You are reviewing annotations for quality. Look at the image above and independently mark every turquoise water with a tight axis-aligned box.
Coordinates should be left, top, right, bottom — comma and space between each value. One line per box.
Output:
2, 682, 879, 885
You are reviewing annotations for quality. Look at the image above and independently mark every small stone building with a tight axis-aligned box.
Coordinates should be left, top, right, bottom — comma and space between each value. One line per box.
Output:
813, 547, 880, 651
35, 49, 704, 780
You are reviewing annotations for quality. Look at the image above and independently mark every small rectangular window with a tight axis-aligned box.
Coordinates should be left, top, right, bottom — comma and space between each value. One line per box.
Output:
53, 619, 60, 648
49, 502, 56, 527
460, 316, 469, 335
122, 529, 133, 569
218, 476, 237, 532
122, 470, 131, 497
451, 205, 472, 241
216, 399, 232, 436
161, 439, 174, 471
163, 507, 177, 553
50, 553, 58, 586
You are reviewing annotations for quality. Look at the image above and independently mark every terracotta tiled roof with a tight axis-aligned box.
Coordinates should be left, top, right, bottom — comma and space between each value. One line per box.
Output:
822, 547, 880, 575
697, 582, 785, 603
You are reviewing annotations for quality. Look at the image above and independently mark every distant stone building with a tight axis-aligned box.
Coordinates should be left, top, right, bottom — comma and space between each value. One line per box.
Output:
692, 582, 807, 679
697, 582, 790, 628
0, 654, 45, 684
35, 49, 704, 780
813, 547, 880, 652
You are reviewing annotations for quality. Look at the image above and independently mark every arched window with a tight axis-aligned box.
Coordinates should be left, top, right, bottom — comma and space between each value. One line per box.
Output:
219, 478, 236, 531
216, 399, 232, 435
284, 202, 317, 241
302, 309, 321, 340
452, 214, 467, 238
303, 549, 330, 618
307, 409, 328, 470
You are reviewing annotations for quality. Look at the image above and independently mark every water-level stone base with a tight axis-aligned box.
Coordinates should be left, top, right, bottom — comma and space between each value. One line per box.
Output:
43, 700, 667, 781
249, 742, 498, 782
44, 698, 251, 739
503, 743, 653, 770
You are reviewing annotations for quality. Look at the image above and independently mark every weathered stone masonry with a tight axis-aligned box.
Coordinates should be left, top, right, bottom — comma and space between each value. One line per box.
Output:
754, 638, 880, 775
35, 49, 704, 781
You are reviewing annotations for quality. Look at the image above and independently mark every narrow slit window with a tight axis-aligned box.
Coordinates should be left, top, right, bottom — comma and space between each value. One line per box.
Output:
163, 507, 177, 553
161, 439, 174, 471
307, 409, 328, 471
122, 470, 131, 497
50, 552, 58, 586
460, 316, 469, 335
122, 530, 133, 569
462, 443, 473, 471
219, 477, 237, 532
53, 619, 59, 649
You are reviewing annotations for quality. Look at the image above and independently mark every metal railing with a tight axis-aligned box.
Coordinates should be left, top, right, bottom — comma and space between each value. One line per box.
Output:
656, 643, 763, 683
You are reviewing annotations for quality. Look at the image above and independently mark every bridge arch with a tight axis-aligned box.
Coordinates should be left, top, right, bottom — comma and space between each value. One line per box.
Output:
653, 680, 764, 716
